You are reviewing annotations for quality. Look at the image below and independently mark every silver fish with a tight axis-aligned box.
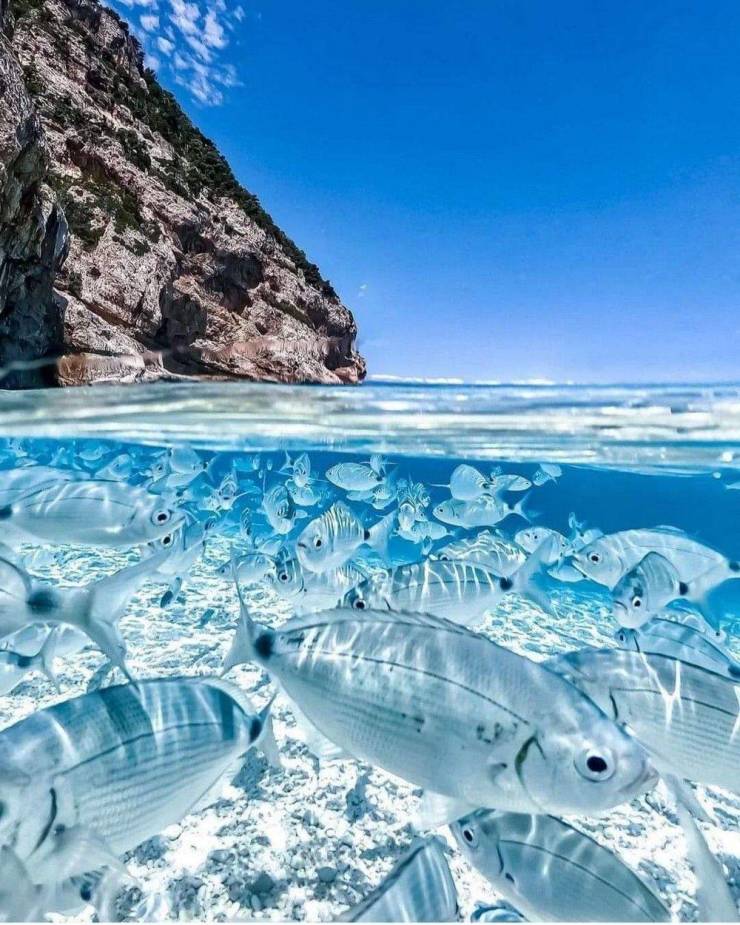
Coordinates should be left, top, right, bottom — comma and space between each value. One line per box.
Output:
488, 474, 532, 495
514, 526, 569, 561
267, 553, 366, 614
434, 530, 526, 577
338, 837, 458, 922
95, 454, 133, 482
448, 465, 492, 501
0, 678, 272, 887
0, 630, 59, 696
224, 597, 655, 817
344, 545, 555, 623
433, 496, 530, 529
548, 647, 740, 793
615, 615, 740, 680
262, 484, 306, 535
282, 451, 312, 488
572, 527, 736, 590
0, 466, 88, 509
0, 479, 183, 547
612, 552, 728, 628
533, 464, 562, 486
296, 503, 393, 573
452, 810, 668, 922
217, 552, 276, 585
326, 462, 384, 493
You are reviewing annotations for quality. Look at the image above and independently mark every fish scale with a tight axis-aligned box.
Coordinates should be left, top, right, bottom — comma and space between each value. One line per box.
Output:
549, 647, 740, 793
241, 607, 654, 815
0, 678, 265, 881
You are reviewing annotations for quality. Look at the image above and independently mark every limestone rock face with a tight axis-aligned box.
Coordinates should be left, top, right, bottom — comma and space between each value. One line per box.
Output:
0, 0, 365, 386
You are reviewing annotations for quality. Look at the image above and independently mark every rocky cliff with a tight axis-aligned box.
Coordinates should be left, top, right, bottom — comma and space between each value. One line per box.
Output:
0, 0, 365, 386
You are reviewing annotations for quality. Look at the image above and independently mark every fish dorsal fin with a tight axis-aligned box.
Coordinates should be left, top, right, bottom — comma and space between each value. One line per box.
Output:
652, 525, 690, 536
281, 606, 474, 638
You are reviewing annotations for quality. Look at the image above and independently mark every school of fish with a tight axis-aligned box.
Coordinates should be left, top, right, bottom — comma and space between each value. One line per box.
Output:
0, 441, 738, 922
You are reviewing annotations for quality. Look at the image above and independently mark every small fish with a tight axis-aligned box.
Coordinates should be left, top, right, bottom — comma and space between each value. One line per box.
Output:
448, 464, 492, 501
296, 503, 394, 573
262, 484, 307, 535
514, 526, 569, 561
338, 837, 458, 922
0, 678, 274, 889
452, 810, 669, 922
95, 453, 133, 482
612, 552, 728, 629
224, 592, 655, 818
217, 552, 275, 585
532, 463, 562, 486
614, 614, 740, 679
572, 527, 737, 591
434, 531, 526, 577
281, 452, 312, 488
488, 474, 532, 495
548, 646, 740, 794
433, 495, 531, 529
168, 446, 205, 475
286, 478, 324, 507
345, 542, 557, 622
397, 517, 448, 546
327, 461, 384, 493
0, 479, 183, 548
266, 553, 366, 614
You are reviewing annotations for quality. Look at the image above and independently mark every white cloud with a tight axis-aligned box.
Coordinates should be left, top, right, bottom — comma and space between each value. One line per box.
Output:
107, 0, 245, 106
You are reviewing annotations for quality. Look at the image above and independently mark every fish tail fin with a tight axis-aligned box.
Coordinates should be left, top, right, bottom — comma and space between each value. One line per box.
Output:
37, 626, 61, 692
57, 586, 134, 684
514, 536, 558, 615
221, 555, 271, 674
254, 695, 282, 769
365, 512, 395, 560
511, 493, 538, 523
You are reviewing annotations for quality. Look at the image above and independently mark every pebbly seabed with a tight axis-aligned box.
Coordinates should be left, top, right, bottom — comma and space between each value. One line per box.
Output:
1, 533, 738, 922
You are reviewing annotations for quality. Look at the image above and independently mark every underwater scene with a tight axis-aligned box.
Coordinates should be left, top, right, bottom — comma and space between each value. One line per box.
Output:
0, 382, 738, 923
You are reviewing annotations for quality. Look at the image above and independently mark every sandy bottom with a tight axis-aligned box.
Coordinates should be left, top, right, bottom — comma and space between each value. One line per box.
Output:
2, 538, 739, 922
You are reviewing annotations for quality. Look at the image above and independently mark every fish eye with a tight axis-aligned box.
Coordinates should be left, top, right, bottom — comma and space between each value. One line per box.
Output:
313, 537, 323, 549
589, 553, 601, 564
79, 884, 93, 902
161, 534, 173, 547
279, 572, 289, 582
353, 598, 366, 610
461, 826, 478, 847
576, 748, 615, 781
153, 510, 171, 525
631, 596, 642, 608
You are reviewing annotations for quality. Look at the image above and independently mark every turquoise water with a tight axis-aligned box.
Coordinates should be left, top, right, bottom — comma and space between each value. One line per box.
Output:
0, 381, 739, 922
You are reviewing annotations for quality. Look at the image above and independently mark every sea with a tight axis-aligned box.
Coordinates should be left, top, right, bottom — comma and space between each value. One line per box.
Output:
0, 379, 738, 922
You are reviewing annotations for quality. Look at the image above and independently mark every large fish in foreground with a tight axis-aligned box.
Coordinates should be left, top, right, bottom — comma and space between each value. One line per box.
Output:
548, 647, 740, 794
0, 479, 183, 547
451, 810, 669, 922
0, 678, 273, 889
223, 589, 655, 818
338, 837, 458, 922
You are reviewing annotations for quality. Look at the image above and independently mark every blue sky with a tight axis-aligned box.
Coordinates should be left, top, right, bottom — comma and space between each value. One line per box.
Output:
111, 0, 740, 382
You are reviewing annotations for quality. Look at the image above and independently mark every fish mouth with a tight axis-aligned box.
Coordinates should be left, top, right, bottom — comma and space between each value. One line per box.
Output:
570, 557, 589, 577
624, 759, 659, 797
612, 599, 628, 615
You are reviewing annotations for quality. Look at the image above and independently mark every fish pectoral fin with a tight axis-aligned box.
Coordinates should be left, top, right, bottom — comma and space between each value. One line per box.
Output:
662, 774, 716, 826
288, 701, 349, 763
413, 791, 477, 830
48, 825, 128, 883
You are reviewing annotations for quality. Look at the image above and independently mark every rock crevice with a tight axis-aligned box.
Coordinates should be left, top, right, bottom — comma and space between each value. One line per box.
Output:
0, 0, 365, 386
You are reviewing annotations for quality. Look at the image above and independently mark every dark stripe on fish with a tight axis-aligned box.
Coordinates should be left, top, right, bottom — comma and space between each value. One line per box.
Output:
291, 643, 530, 724
499, 837, 664, 921
33, 787, 58, 853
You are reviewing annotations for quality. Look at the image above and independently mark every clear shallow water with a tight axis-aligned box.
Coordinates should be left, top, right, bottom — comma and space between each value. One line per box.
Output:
0, 381, 739, 922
